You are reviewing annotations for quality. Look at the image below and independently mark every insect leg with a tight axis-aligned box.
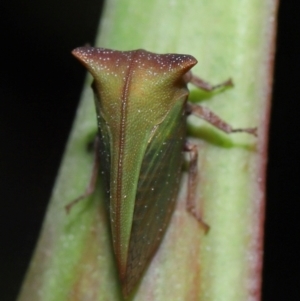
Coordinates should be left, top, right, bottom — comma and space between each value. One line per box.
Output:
65, 137, 100, 213
184, 72, 233, 91
184, 141, 210, 233
186, 102, 257, 136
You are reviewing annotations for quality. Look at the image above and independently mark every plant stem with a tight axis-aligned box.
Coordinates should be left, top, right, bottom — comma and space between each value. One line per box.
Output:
17, 0, 278, 300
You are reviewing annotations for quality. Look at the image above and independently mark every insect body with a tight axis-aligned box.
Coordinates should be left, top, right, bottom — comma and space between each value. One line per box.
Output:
71, 47, 256, 297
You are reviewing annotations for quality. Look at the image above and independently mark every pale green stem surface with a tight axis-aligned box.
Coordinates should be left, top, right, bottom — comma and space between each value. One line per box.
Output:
18, 0, 278, 300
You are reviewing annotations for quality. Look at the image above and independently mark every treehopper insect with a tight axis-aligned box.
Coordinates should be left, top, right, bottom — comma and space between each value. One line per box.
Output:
70, 47, 256, 297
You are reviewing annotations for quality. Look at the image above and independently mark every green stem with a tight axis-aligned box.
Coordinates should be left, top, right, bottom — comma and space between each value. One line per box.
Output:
17, 0, 278, 300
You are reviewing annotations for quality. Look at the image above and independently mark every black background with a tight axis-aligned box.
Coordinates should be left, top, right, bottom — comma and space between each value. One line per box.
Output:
1, 1, 298, 300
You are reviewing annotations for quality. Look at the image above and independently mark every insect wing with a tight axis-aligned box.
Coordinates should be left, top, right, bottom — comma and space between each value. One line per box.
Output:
122, 100, 186, 295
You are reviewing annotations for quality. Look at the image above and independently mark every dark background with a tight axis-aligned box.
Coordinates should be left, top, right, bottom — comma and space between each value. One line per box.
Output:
1, 1, 298, 300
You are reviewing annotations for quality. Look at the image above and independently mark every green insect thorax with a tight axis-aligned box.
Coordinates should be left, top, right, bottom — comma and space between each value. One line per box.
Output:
72, 47, 197, 296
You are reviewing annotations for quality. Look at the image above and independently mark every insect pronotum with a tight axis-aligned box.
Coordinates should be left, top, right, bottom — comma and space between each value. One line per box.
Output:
69, 47, 256, 297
